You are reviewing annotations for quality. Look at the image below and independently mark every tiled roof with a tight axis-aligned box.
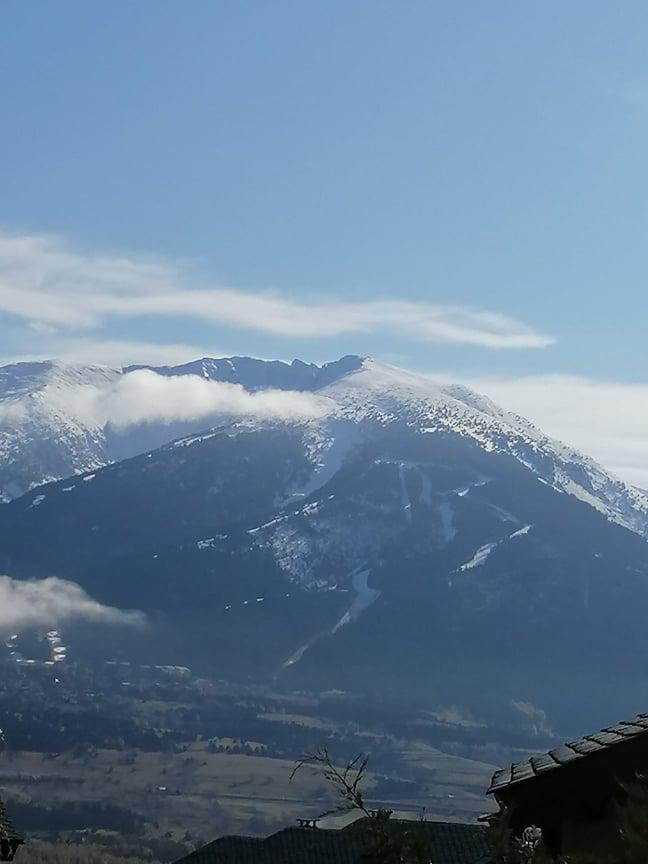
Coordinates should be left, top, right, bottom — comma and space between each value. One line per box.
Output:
489, 712, 648, 795
174, 819, 489, 864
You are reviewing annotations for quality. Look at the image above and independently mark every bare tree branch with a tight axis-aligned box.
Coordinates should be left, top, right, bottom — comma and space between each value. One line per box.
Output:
291, 748, 392, 823
291, 748, 432, 863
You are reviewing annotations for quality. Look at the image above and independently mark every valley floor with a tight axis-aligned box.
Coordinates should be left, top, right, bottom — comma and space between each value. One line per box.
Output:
0, 737, 495, 847
0, 651, 553, 861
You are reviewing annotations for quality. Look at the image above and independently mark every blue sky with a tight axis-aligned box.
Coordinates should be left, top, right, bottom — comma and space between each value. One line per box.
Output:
2, 2, 648, 481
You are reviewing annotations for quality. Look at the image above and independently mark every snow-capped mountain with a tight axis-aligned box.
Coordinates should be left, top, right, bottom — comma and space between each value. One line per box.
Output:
320, 360, 648, 538
1, 355, 647, 543
1, 354, 648, 729
0, 361, 119, 501
128, 353, 364, 391
0, 355, 360, 501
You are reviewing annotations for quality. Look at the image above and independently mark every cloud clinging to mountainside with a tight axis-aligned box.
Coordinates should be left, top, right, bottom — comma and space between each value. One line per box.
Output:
0, 575, 145, 635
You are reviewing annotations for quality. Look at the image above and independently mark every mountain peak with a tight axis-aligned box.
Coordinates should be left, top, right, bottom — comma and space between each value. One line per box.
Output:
129, 353, 366, 392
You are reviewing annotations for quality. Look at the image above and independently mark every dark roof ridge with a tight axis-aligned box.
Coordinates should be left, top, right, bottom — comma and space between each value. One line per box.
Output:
173, 817, 489, 864
489, 710, 648, 795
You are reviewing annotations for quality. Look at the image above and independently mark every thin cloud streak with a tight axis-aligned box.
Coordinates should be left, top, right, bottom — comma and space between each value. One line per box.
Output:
0, 232, 553, 350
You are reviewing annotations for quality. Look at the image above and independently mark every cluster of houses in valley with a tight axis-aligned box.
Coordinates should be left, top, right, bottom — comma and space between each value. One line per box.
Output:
4, 630, 67, 668
4, 709, 648, 862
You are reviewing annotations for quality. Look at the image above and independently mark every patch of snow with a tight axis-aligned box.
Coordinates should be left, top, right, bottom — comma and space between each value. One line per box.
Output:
172, 430, 220, 449
197, 538, 215, 550
282, 638, 314, 669
459, 542, 497, 572
455, 479, 490, 497
333, 568, 380, 632
280, 569, 379, 673
554, 471, 608, 516
248, 515, 287, 535
510, 524, 533, 539
288, 421, 361, 501
197, 533, 228, 547
83, 474, 96, 483
457, 525, 531, 571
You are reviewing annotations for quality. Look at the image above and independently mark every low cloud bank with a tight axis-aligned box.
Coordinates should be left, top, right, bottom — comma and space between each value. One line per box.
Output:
63, 369, 328, 430
446, 373, 648, 490
0, 575, 145, 634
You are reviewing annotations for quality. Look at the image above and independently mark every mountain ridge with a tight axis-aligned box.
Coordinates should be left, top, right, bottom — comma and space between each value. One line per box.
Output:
125, 353, 364, 391
0, 354, 646, 543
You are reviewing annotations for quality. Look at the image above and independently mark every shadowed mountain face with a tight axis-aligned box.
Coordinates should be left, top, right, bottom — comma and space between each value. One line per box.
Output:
0, 357, 647, 731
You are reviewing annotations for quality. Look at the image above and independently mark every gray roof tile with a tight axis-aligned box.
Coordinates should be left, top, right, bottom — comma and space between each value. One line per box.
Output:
567, 738, 604, 756
606, 723, 645, 737
511, 761, 536, 782
548, 745, 582, 765
586, 731, 625, 746
489, 768, 512, 789
529, 753, 560, 774
623, 716, 648, 728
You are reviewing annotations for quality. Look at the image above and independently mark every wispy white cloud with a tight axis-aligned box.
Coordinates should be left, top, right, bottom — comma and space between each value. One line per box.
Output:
0, 575, 145, 634
0, 232, 553, 350
54, 369, 327, 429
437, 372, 648, 489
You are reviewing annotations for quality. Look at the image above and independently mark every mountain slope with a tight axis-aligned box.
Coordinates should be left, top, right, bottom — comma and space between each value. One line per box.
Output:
1, 356, 646, 542
1, 357, 648, 730
0, 361, 119, 501
321, 361, 648, 538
